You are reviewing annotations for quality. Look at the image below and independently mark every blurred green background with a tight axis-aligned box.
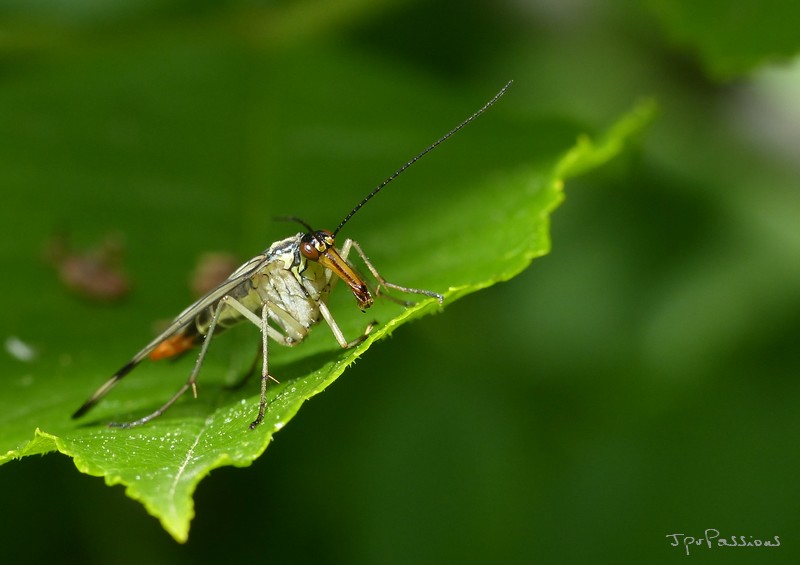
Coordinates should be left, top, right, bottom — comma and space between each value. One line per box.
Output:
2, 0, 799, 563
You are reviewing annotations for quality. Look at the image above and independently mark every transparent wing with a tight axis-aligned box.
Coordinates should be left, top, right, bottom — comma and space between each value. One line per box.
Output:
131, 253, 271, 364
72, 253, 272, 419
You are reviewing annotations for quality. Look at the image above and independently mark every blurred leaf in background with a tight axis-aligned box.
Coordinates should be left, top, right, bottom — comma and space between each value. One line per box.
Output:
2, 0, 800, 564
650, 0, 800, 79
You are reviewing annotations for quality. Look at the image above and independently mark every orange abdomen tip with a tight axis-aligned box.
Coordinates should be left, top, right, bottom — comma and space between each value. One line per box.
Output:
148, 333, 197, 361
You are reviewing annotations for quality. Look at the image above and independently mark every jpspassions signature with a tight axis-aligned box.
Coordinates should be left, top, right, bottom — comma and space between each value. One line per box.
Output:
667, 529, 781, 556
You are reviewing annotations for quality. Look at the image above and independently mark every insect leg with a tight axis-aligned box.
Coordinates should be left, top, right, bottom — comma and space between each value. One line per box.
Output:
108, 296, 229, 428
319, 261, 376, 342
264, 303, 310, 345
250, 303, 272, 429
318, 300, 375, 349
341, 238, 444, 305
109, 295, 281, 428
215, 297, 280, 429
225, 303, 310, 390
221, 294, 293, 346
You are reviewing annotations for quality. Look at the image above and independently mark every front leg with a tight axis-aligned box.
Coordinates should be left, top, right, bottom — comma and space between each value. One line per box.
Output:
340, 238, 444, 305
319, 300, 375, 349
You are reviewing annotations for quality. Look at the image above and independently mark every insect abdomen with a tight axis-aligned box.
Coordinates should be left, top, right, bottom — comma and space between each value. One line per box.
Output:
148, 329, 200, 360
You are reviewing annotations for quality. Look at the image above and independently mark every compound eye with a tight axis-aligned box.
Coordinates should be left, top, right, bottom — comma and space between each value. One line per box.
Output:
300, 241, 320, 260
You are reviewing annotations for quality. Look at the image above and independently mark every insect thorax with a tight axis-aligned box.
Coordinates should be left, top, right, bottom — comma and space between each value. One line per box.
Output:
196, 233, 330, 344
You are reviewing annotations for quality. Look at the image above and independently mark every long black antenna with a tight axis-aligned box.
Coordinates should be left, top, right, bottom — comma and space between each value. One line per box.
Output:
333, 80, 513, 236
274, 215, 315, 232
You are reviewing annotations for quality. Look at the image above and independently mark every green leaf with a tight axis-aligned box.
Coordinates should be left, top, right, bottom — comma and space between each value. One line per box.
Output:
0, 35, 654, 541
649, 0, 800, 79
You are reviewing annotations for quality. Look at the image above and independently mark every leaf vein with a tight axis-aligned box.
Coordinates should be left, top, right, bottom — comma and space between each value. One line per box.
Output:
169, 428, 203, 515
